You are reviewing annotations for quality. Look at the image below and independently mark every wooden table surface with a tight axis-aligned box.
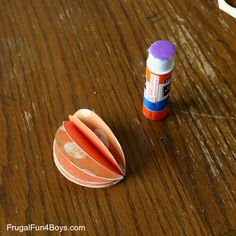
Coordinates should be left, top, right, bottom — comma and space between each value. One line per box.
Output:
1, 0, 236, 235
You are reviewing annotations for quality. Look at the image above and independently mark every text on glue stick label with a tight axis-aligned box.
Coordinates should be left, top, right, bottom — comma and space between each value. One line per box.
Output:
144, 68, 172, 103
144, 73, 159, 102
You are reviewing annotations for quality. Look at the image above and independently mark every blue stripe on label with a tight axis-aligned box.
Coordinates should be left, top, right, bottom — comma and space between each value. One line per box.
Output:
143, 97, 169, 112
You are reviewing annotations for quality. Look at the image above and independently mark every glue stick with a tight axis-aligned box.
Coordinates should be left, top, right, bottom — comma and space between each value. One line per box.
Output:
142, 40, 176, 120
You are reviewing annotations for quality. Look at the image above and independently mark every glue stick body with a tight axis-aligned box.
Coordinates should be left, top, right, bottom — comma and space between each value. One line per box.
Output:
142, 40, 176, 120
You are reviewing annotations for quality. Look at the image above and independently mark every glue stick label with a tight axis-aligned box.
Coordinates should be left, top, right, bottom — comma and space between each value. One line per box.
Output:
142, 40, 175, 120
144, 67, 172, 106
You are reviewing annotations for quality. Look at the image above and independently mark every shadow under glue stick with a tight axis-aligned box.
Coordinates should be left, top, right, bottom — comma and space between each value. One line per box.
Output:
142, 40, 176, 120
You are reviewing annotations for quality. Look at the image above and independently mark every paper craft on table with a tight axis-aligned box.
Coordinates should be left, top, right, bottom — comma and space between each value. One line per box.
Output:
218, 0, 236, 18
53, 109, 126, 188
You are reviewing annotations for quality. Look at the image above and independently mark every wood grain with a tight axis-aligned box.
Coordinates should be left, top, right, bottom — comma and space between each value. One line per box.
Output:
0, 0, 236, 235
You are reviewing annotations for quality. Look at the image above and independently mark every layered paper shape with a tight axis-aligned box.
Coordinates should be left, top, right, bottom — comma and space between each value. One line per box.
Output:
53, 109, 126, 188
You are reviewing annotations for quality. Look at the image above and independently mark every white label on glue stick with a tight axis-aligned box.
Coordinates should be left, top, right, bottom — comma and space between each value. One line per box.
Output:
144, 74, 172, 103
144, 74, 159, 103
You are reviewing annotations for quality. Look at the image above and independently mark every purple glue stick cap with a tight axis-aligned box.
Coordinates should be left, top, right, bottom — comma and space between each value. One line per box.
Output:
148, 40, 176, 60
